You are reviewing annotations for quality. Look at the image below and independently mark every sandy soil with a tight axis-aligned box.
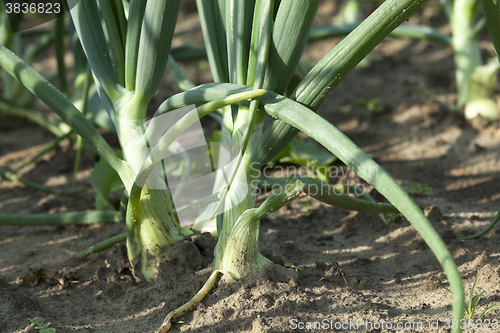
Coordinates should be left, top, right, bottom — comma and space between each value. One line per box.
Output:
1, 1, 500, 332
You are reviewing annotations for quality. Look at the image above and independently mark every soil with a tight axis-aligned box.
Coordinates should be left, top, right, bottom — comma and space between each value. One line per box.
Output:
2, 2, 500, 332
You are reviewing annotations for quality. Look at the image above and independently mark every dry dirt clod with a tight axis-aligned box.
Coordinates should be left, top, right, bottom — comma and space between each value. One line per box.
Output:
472, 251, 490, 269
469, 114, 490, 131
424, 276, 442, 291
424, 204, 443, 221
155, 239, 204, 273
104, 243, 130, 275
261, 250, 285, 266
251, 315, 270, 333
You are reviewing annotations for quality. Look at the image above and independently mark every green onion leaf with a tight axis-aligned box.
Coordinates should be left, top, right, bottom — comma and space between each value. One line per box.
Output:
133, 0, 182, 110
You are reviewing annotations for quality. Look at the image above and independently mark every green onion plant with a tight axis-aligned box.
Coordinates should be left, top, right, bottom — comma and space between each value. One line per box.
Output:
442, 0, 500, 121
0, 3, 54, 108
0, 4, 114, 193
458, 0, 500, 239
317, 0, 498, 121
0, 0, 465, 331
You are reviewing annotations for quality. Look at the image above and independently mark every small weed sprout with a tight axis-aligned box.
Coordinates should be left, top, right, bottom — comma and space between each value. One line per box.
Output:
27, 317, 56, 333
354, 98, 387, 114
412, 82, 431, 102
284, 263, 302, 271
435, 270, 500, 319
25, 248, 38, 256
409, 181, 433, 197
299, 198, 314, 216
